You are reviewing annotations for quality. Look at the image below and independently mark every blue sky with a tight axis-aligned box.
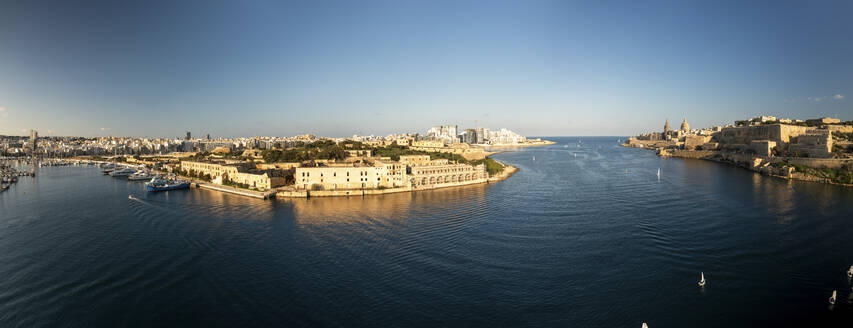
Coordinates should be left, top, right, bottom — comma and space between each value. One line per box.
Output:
0, 0, 850, 138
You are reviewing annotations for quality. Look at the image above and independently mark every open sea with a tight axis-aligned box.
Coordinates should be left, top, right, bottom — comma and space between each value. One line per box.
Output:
2, 136, 853, 327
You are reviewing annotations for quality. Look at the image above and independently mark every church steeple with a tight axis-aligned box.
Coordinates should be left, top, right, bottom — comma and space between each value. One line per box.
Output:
664, 119, 670, 133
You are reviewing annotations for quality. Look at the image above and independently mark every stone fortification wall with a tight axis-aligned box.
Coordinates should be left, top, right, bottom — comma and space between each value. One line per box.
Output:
716, 124, 809, 148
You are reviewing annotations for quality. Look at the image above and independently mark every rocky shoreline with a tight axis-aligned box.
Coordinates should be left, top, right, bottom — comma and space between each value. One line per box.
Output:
623, 143, 853, 187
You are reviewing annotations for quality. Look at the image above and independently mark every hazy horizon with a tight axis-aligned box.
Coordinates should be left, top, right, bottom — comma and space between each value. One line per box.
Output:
1, 0, 851, 137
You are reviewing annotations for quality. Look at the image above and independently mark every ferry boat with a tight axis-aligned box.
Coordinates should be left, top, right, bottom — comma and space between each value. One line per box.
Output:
109, 168, 136, 177
145, 177, 190, 192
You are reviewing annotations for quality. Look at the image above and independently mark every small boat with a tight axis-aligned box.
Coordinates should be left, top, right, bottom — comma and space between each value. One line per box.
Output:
128, 194, 134, 200
145, 177, 190, 192
657, 168, 661, 179
847, 265, 853, 278
698, 272, 706, 287
532, 156, 536, 161
830, 290, 836, 304
573, 153, 576, 158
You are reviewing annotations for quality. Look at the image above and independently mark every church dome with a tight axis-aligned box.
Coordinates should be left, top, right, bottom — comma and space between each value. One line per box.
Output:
681, 118, 690, 132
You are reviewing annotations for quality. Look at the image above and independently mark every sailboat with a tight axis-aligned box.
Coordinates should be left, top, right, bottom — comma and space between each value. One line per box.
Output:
642, 323, 648, 328
847, 265, 853, 278
573, 153, 577, 158
830, 290, 836, 304
657, 168, 661, 179
698, 272, 706, 287
532, 156, 536, 161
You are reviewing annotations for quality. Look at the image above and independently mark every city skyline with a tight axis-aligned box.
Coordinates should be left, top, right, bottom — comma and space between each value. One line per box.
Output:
1, 0, 851, 137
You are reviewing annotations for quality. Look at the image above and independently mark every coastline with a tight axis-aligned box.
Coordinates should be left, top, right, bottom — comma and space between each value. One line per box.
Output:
622, 143, 853, 187
162, 160, 520, 199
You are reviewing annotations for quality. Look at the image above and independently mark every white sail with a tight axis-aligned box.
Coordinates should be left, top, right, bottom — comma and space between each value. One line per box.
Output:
848, 265, 853, 277
642, 323, 648, 328
657, 168, 660, 178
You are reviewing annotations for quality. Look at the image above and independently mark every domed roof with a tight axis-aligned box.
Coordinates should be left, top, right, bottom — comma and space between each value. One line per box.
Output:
681, 118, 690, 132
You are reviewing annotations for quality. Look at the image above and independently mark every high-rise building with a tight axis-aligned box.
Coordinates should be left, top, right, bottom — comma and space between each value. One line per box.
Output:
463, 128, 477, 144
30, 129, 38, 150
475, 127, 485, 144
426, 125, 459, 144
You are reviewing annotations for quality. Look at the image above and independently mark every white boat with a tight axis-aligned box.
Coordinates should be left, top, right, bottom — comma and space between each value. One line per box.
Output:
128, 171, 153, 181
573, 153, 576, 158
847, 265, 853, 278
128, 194, 134, 200
109, 168, 136, 177
532, 156, 536, 161
657, 168, 661, 179
698, 272, 706, 287
830, 290, 836, 304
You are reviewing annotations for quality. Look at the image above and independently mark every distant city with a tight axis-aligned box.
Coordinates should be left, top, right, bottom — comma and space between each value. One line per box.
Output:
1, 124, 552, 197
0, 124, 537, 158
626, 115, 853, 185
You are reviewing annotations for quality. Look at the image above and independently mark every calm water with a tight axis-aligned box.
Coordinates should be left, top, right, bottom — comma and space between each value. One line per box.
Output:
2, 137, 853, 327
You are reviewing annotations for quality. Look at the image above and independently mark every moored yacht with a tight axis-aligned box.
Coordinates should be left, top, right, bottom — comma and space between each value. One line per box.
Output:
128, 171, 154, 181
109, 168, 136, 177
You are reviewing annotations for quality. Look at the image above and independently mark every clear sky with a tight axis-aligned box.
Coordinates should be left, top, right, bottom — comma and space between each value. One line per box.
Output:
1, 0, 851, 138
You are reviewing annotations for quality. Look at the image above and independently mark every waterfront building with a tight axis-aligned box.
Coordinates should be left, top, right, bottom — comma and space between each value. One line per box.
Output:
409, 161, 486, 188
294, 161, 407, 190
180, 161, 288, 190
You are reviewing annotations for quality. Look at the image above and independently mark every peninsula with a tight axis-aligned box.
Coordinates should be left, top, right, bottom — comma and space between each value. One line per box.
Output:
624, 116, 853, 186
2, 124, 546, 198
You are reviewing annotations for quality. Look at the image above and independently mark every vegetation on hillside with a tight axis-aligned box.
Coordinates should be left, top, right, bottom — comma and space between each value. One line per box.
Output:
789, 163, 853, 184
